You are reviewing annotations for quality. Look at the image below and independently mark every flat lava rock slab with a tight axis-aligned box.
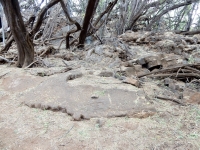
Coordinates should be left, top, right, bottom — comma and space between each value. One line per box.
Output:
21, 75, 156, 120
1, 73, 43, 93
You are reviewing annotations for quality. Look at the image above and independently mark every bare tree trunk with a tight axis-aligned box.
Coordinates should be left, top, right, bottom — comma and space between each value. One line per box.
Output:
0, 4, 5, 46
174, 6, 187, 30
87, 0, 118, 37
60, 0, 81, 49
30, 0, 61, 36
127, 0, 148, 30
78, 0, 99, 48
145, 0, 198, 31
117, 0, 128, 35
185, 3, 196, 31
1, 0, 61, 54
0, 0, 34, 67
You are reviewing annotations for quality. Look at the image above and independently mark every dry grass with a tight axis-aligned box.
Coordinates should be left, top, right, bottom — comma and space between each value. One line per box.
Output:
0, 66, 200, 150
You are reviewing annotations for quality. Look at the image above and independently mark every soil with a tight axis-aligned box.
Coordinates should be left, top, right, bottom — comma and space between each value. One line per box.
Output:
1, 31, 200, 149
0, 65, 200, 150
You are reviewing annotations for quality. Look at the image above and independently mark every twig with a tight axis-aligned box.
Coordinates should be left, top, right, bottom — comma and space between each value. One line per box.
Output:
39, 46, 56, 57
65, 125, 74, 135
184, 66, 200, 74
176, 68, 182, 77
62, 60, 68, 66
95, 34, 103, 44
39, 49, 49, 57
58, 125, 74, 139
57, 38, 65, 50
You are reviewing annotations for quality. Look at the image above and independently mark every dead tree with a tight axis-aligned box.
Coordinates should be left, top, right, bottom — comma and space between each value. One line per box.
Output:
78, 0, 99, 48
0, 0, 34, 67
0, 0, 61, 58
145, 0, 199, 31
30, 0, 62, 37
185, 3, 196, 31
87, 0, 118, 36
60, 0, 81, 49
127, 0, 148, 30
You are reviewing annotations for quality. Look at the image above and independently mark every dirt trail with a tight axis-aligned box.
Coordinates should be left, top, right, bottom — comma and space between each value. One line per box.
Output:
0, 65, 200, 149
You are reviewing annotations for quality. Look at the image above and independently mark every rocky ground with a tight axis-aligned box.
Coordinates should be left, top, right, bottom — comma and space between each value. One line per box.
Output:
0, 31, 200, 149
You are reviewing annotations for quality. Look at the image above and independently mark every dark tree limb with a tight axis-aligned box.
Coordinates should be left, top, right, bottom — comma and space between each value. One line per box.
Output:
78, 0, 99, 48
0, 0, 34, 67
26, 15, 36, 29
60, 0, 81, 49
30, 0, 61, 37
87, 0, 118, 36
94, 0, 118, 27
0, 14, 37, 53
0, 0, 61, 54
0, 36, 14, 53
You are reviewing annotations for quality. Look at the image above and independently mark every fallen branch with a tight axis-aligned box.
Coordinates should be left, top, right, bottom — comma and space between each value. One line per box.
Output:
149, 73, 200, 79
156, 96, 186, 106
185, 66, 200, 74
138, 64, 200, 78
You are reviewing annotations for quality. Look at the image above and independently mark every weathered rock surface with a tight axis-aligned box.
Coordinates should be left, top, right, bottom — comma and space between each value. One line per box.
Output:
0, 71, 156, 121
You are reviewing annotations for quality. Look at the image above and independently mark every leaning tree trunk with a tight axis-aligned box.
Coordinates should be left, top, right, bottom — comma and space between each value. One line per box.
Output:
78, 0, 99, 48
0, 0, 34, 67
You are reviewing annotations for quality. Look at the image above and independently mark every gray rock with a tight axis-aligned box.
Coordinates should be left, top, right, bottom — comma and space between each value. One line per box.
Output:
136, 58, 146, 65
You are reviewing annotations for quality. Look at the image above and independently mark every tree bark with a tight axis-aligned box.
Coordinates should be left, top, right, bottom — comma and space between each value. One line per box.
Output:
78, 0, 99, 48
0, 0, 34, 67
